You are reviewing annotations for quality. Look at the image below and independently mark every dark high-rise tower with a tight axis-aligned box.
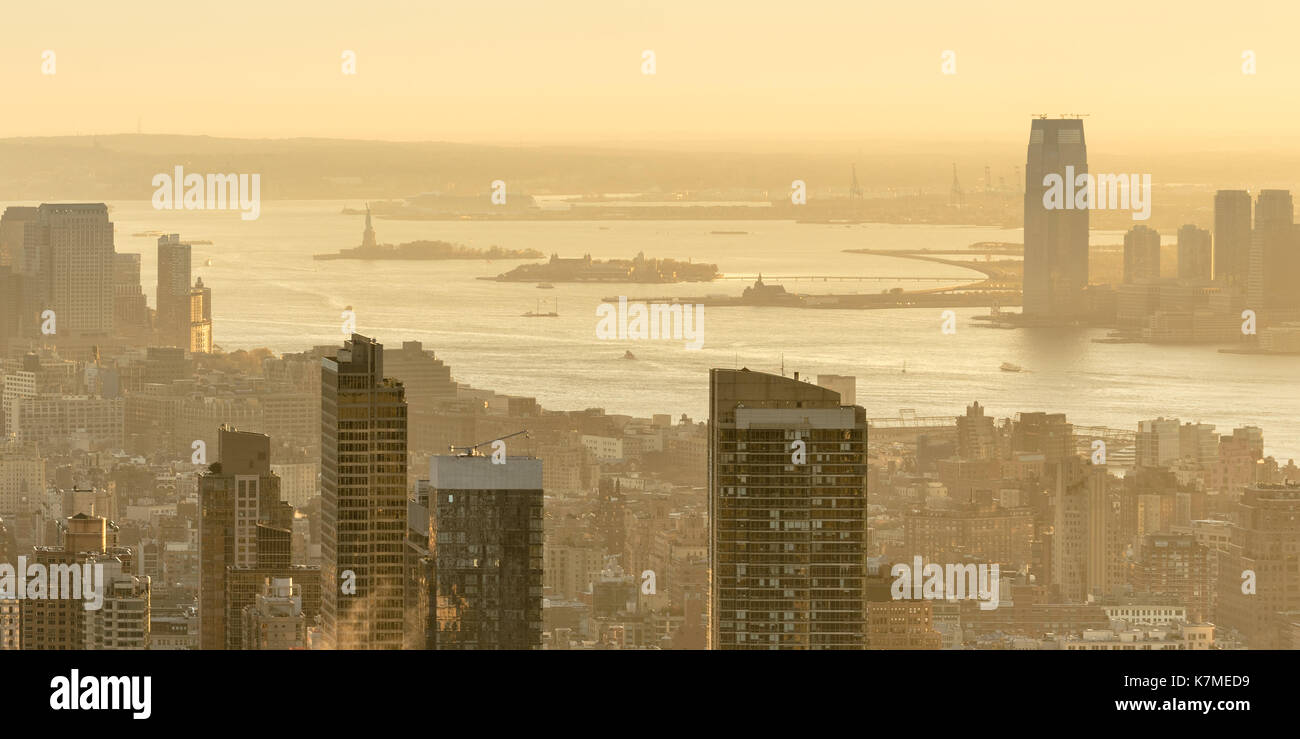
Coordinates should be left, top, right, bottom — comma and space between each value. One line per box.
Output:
28, 204, 116, 340
156, 234, 191, 349
1217, 483, 1300, 648
0, 207, 39, 343
708, 368, 868, 649
320, 334, 408, 650
198, 427, 285, 650
113, 252, 150, 335
1123, 225, 1161, 283
1252, 190, 1296, 313
1214, 190, 1251, 286
425, 455, 543, 649
1023, 118, 1089, 321
1176, 224, 1212, 282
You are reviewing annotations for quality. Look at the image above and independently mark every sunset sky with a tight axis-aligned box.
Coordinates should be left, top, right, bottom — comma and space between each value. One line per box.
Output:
4, 0, 1300, 150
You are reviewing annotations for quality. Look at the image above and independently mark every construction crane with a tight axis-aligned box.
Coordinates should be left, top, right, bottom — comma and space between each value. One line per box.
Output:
449, 429, 530, 457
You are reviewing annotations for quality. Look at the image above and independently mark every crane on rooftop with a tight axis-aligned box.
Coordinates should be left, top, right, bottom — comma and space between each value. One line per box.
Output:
449, 429, 530, 457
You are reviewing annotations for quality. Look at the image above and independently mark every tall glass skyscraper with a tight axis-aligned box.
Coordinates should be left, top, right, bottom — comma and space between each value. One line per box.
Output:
156, 233, 192, 349
425, 454, 543, 649
1023, 118, 1089, 321
320, 334, 408, 650
1213, 189, 1252, 286
708, 368, 868, 649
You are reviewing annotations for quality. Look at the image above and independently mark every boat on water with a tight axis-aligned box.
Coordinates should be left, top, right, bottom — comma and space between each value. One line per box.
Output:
536, 283, 554, 289
1000, 362, 1023, 372
623, 350, 636, 360
523, 298, 558, 318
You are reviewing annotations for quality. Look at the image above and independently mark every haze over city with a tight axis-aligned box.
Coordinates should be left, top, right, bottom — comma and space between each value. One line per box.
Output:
2, 0, 1300, 150
0, 3, 1293, 726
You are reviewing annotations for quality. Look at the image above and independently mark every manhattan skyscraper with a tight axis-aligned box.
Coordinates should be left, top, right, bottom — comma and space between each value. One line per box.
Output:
320, 334, 408, 650
708, 368, 868, 649
425, 454, 544, 649
30, 203, 116, 342
156, 234, 192, 350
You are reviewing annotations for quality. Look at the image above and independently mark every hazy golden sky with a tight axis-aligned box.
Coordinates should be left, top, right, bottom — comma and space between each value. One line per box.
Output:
4, 0, 1299, 149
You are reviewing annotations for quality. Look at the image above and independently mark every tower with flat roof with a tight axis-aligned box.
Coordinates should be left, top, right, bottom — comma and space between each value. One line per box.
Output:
1214, 190, 1251, 287
708, 368, 868, 649
424, 454, 543, 649
1023, 118, 1089, 321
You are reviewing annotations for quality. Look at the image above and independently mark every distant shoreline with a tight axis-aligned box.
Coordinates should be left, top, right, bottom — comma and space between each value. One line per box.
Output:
313, 241, 544, 261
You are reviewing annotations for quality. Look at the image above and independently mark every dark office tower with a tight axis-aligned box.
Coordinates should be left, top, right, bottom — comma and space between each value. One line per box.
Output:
113, 253, 150, 335
0, 206, 37, 273
708, 368, 869, 650
198, 427, 283, 650
1010, 412, 1073, 463
1135, 534, 1214, 623
1247, 230, 1265, 312
0, 267, 23, 358
1023, 118, 1088, 321
223, 520, 321, 651
320, 334, 408, 650
426, 455, 543, 649
957, 400, 997, 461
1176, 225, 1212, 282
1, 209, 40, 343
1123, 225, 1161, 283
1253, 190, 1296, 312
156, 234, 191, 349
1050, 457, 1111, 603
405, 491, 432, 649
1214, 190, 1252, 286
1217, 483, 1300, 648
26, 204, 115, 340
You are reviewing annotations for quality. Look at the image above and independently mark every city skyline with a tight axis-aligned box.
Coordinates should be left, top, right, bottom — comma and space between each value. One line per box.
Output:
3, 4, 1300, 696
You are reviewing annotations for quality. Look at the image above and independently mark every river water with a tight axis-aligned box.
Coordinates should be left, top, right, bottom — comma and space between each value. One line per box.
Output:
80, 200, 1300, 461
